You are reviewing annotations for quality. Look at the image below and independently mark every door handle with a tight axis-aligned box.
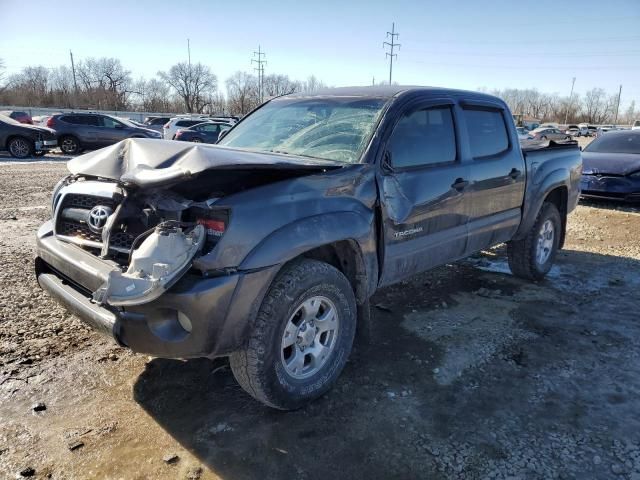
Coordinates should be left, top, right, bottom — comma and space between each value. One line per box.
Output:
451, 178, 469, 191
509, 168, 522, 179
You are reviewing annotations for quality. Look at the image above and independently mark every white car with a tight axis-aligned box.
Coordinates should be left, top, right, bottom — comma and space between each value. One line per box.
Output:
516, 127, 533, 141
632, 120, 640, 130
163, 116, 211, 140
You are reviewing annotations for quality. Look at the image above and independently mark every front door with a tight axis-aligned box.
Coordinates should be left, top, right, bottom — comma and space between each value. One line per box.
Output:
378, 100, 472, 286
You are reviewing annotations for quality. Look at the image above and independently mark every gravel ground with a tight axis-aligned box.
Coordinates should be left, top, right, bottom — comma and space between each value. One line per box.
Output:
1, 155, 639, 480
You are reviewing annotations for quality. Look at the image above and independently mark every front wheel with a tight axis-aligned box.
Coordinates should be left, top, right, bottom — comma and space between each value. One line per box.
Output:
8, 137, 34, 159
507, 202, 561, 280
230, 259, 357, 410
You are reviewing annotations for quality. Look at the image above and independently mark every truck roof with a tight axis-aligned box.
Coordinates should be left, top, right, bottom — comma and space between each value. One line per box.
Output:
289, 85, 502, 102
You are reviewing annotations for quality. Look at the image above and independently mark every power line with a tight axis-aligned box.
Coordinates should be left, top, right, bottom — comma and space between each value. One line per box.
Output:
383, 22, 401, 85
252, 45, 266, 103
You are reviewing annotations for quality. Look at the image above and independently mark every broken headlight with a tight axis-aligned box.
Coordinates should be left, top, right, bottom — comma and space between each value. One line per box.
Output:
187, 207, 230, 253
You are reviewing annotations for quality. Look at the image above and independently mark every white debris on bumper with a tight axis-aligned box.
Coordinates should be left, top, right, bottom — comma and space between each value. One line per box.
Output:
93, 224, 206, 306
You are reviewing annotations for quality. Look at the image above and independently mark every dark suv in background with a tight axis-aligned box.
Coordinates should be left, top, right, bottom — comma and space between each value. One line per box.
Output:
47, 113, 162, 154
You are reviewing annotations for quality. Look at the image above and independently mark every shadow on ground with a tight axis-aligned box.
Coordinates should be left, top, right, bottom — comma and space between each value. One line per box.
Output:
133, 249, 640, 480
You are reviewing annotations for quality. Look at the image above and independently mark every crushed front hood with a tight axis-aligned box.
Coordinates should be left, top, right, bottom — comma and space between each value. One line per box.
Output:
67, 138, 343, 188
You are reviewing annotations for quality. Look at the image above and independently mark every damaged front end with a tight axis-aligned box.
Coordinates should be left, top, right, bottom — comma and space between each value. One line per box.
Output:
93, 223, 205, 306
50, 177, 230, 307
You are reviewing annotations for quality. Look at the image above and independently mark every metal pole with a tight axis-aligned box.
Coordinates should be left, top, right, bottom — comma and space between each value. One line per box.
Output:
614, 84, 622, 125
564, 77, 576, 125
384, 23, 400, 85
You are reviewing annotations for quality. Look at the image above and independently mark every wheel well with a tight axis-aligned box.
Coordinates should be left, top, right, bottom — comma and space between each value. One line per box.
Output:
301, 240, 368, 305
544, 186, 568, 248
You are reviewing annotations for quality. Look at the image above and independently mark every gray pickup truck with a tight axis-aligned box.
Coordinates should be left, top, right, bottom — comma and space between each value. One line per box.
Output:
35, 86, 581, 409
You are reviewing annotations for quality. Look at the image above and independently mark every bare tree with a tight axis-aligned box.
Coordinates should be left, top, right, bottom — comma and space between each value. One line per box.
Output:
583, 88, 611, 124
263, 74, 300, 98
226, 71, 259, 115
0, 58, 5, 91
622, 101, 637, 125
75, 57, 132, 109
159, 62, 217, 113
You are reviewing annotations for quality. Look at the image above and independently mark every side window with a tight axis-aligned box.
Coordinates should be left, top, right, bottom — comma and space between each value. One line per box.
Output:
388, 106, 457, 169
199, 124, 219, 132
462, 108, 509, 158
175, 120, 188, 127
101, 116, 122, 128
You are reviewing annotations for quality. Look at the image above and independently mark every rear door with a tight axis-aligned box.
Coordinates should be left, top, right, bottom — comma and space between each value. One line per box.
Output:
460, 101, 525, 253
378, 98, 472, 286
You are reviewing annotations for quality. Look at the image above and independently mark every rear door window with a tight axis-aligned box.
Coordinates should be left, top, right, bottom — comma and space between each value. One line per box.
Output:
462, 108, 509, 158
388, 106, 457, 169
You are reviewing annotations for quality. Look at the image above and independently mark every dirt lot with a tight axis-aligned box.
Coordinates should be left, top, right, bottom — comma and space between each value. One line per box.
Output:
1, 152, 639, 480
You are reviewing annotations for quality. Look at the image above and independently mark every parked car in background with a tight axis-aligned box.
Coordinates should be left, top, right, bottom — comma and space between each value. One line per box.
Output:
46, 113, 162, 154
174, 122, 232, 143
565, 124, 588, 137
143, 116, 171, 133
208, 116, 239, 124
163, 117, 211, 140
32, 115, 53, 127
633, 120, 640, 130
0, 110, 33, 125
528, 127, 572, 141
580, 129, 640, 202
516, 127, 533, 141
0, 114, 57, 158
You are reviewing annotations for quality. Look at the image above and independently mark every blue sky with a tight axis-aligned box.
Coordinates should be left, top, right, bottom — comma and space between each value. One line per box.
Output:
1, 0, 639, 108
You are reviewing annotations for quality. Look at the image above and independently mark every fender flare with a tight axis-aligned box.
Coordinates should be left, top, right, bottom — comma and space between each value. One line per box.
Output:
514, 167, 569, 240
239, 211, 376, 286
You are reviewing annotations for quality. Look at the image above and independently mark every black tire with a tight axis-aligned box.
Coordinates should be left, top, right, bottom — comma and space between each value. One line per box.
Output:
507, 202, 562, 281
8, 137, 34, 159
59, 135, 80, 155
230, 258, 357, 410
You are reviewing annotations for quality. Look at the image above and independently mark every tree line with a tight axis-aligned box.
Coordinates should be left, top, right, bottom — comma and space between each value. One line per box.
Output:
482, 87, 637, 125
0, 57, 637, 123
0, 57, 326, 116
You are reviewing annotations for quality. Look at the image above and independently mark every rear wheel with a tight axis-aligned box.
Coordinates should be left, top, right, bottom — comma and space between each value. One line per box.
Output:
8, 137, 34, 159
59, 136, 80, 155
230, 258, 357, 410
507, 202, 561, 280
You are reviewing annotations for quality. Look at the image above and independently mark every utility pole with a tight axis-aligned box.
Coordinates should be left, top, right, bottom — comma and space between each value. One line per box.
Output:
69, 50, 78, 94
383, 23, 400, 85
563, 76, 576, 125
614, 84, 622, 125
187, 38, 191, 68
252, 45, 266, 103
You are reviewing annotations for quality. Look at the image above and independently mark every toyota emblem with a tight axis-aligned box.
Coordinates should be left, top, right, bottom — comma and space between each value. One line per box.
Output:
88, 205, 113, 233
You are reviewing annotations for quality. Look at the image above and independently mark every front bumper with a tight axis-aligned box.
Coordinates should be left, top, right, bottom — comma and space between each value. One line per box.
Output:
35, 221, 279, 358
35, 139, 58, 151
580, 175, 640, 202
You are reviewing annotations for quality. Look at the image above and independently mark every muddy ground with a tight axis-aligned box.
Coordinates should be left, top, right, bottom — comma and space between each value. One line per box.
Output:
1, 152, 639, 480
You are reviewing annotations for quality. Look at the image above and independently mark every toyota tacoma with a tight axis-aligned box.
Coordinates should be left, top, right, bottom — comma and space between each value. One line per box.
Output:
35, 86, 582, 409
